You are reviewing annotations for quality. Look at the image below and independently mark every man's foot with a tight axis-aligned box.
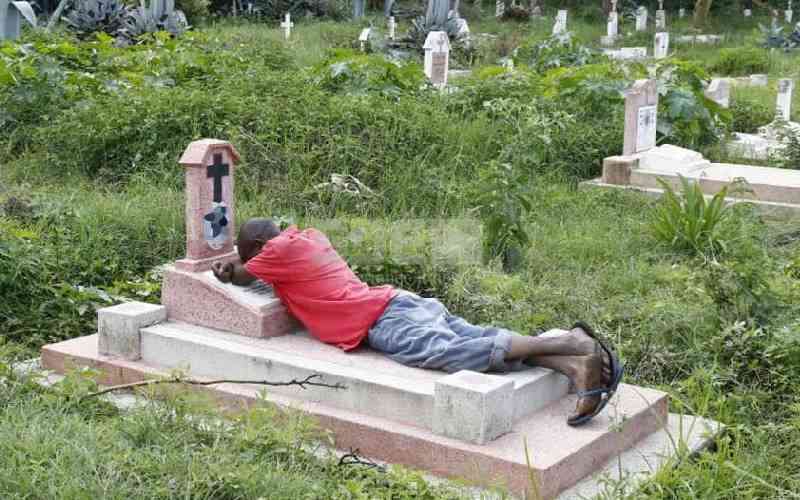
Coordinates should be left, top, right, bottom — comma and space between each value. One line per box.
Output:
564, 354, 610, 423
564, 326, 612, 381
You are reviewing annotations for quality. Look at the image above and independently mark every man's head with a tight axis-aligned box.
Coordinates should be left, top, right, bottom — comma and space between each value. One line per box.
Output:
236, 218, 281, 263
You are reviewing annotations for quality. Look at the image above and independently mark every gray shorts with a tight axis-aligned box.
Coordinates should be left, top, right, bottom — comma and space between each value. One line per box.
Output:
367, 292, 526, 373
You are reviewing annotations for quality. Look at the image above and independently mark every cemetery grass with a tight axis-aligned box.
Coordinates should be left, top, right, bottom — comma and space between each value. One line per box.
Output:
2, 12, 800, 499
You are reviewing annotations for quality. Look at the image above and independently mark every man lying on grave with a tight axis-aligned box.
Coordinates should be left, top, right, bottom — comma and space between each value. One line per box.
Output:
212, 218, 624, 426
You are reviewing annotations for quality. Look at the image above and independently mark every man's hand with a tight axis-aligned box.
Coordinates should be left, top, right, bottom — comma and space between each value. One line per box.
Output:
212, 261, 234, 283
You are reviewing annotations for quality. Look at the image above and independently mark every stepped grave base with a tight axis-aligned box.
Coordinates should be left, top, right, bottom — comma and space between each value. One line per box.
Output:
40, 301, 723, 499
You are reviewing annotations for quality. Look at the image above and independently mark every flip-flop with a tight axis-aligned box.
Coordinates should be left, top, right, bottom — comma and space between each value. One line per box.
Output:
566, 321, 625, 427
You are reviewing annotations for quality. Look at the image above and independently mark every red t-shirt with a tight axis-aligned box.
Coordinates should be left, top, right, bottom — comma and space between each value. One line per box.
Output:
244, 226, 395, 351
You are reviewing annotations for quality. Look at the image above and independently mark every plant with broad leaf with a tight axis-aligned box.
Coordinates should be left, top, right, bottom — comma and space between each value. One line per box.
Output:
650, 176, 744, 257
472, 161, 532, 272
64, 0, 128, 39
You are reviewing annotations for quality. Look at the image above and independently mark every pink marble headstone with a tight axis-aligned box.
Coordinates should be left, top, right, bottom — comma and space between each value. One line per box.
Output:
623, 79, 659, 156
175, 139, 240, 272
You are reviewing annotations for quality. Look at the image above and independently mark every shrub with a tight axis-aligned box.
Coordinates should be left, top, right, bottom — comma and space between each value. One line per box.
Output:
709, 48, 770, 76
650, 176, 733, 257
311, 49, 425, 97
514, 33, 602, 73
729, 94, 774, 133
176, 0, 210, 22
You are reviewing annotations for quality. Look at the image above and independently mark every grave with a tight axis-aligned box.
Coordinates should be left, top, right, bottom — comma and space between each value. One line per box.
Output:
654, 32, 669, 59
1, 0, 36, 40
552, 9, 567, 35
787, 0, 793, 23
679, 7, 686, 18
655, 0, 666, 28
495, 0, 503, 18
602, 46, 648, 61
424, 30, 450, 88
676, 34, 723, 44
358, 27, 371, 52
635, 6, 647, 31
41, 139, 724, 499
704, 78, 731, 108
601, 0, 618, 46
387, 16, 396, 40
584, 80, 800, 215
280, 12, 293, 40
727, 78, 800, 160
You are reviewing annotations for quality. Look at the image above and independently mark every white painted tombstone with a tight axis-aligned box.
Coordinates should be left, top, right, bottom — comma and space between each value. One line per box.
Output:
280, 12, 293, 40
1, 0, 36, 40
635, 6, 648, 31
654, 32, 669, 59
787, 0, 793, 23
424, 31, 450, 88
776, 78, 794, 121
495, 0, 504, 17
751, 74, 769, 86
679, 8, 686, 18
387, 16, 396, 40
602, 0, 619, 46
655, 0, 666, 28
358, 27, 371, 52
704, 78, 731, 108
744, 8, 752, 16
623, 79, 658, 155
552, 9, 567, 34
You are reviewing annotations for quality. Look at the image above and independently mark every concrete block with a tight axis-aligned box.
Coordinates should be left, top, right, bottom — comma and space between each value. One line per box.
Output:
98, 302, 166, 360
433, 370, 514, 444
602, 156, 637, 185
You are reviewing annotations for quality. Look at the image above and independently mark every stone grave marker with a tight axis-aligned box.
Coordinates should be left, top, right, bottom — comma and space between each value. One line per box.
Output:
623, 79, 658, 155
750, 74, 769, 86
387, 16, 396, 40
679, 7, 686, 18
358, 27, 371, 51
1, 0, 36, 40
787, 0, 793, 23
424, 31, 450, 88
280, 12, 293, 40
602, 0, 618, 46
604, 47, 647, 60
175, 140, 239, 271
552, 9, 567, 34
495, 0, 504, 17
654, 31, 669, 59
704, 78, 731, 108
655, 0, 666, 28
635, 6, 648, 31
776, 78, 794, 121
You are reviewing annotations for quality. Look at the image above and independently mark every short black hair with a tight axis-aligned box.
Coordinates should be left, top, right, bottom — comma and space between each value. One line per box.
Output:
236, 218, 280, 262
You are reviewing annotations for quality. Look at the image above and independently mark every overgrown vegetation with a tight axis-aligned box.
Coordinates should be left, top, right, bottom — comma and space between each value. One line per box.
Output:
2, 6, 800, 499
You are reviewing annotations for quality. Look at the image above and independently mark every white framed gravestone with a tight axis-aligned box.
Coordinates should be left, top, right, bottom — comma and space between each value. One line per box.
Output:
358, 27, 371, 51
654, 32, 669, 59
552, 9, 567, 34
1, 0, 36, 40
280, 12, 293, 40
424, 31, 450, 88
635, 6, 648, 31
623, 79, 659, 155
776, 78, 794, 121
387, 16, 396, 40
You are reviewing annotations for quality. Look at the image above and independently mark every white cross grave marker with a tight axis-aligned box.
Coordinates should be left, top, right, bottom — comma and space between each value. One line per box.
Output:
424, 31, 450, 88
552, 9, 567, 35
280, 12, 293, 40
635, 6, 648, 31
623, 79, 658, 155
776, 78, 794, 121
388, 16, 396, 40
359, 27, 371, 51
654, 32, 669, 59
1, 0, 36, 40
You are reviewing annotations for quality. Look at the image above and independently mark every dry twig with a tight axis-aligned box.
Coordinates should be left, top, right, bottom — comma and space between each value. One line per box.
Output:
83, 374, 346, 399
338, 448, 385, 471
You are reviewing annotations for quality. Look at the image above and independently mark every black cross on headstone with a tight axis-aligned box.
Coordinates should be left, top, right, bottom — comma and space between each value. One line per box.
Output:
207, 153, 229, 203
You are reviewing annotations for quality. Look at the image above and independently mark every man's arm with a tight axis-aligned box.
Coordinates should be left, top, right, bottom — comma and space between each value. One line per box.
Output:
212, 261, 257, 286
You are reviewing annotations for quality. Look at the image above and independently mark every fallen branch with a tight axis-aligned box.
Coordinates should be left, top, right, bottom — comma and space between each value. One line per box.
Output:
83, 373, 346, 399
